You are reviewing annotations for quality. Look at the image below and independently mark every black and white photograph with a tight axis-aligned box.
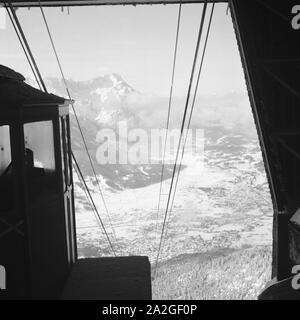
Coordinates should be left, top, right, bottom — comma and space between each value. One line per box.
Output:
0, 0, 300, 305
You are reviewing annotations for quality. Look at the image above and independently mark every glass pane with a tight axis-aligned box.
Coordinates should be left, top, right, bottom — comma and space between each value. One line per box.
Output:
64, 118, 71, 186
0, 125, 12, 176
60, 117, 70, 188
0, 125, 13, 213
59, 119, 66, 189
24, 121, 58, 200
24, 121, 55, 171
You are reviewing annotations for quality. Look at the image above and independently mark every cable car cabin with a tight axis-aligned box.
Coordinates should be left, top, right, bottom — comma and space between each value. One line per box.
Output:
0, 65, 76, 299
0, 65, 152, 300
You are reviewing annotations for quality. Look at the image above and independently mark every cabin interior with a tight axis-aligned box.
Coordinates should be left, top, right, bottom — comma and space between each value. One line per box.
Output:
0, 0, 300, 300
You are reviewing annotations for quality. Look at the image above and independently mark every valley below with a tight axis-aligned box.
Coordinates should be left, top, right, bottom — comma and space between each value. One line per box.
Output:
73, 128, 273, 299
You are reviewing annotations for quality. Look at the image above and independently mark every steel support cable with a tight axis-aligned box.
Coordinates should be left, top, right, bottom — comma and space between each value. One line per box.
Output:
73, 161, 99, 223
37, 1, 117, 243
155, 1, 182, 237
72, 151, 116, 256
73, 160, 111, 247
5, 1, 46, 91
162, 3, 215, 248
5, 6, 41, 90
154, 1, 208, 277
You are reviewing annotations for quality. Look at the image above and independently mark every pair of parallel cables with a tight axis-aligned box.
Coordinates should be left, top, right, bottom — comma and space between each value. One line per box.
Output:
154, 0, 215, 277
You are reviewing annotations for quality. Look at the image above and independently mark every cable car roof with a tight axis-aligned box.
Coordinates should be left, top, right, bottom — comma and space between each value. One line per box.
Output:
0, 65, 66, 105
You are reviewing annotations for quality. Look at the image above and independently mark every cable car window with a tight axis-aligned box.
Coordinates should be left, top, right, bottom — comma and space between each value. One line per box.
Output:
60, 117, 71, 188
64, 117, 71, 186
0, 125, 14, 212
23, 120, 58, 200
59, 119, 66, 189
0, 125, 12, 177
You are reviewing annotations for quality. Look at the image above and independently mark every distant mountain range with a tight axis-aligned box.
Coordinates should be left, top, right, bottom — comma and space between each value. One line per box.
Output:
27, 74, 178, 189
31, 74, 137, 123
25, 74, 265, 192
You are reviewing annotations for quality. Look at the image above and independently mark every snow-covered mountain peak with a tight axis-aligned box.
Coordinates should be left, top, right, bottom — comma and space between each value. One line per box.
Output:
90, 73, 135, 103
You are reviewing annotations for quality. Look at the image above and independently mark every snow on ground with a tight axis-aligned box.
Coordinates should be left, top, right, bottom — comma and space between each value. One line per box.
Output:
75, 140, 273, 263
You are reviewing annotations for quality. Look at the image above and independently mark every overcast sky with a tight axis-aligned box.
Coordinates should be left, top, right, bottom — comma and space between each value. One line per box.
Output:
0, 3, 247, 96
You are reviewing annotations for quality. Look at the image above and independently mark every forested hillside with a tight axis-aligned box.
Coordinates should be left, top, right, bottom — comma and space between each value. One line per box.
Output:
152, 246, 272, 300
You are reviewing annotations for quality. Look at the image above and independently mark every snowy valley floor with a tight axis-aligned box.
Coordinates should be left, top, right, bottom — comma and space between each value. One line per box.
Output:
73, 136, 273, 299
